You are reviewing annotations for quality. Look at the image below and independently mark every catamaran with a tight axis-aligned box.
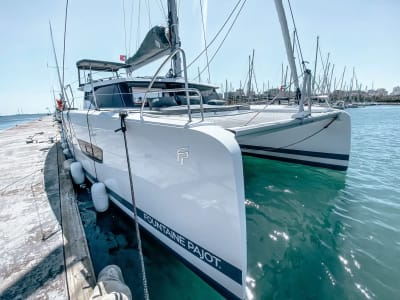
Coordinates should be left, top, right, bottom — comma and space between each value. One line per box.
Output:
61, 1, 247, 299
60, 0, 351, 298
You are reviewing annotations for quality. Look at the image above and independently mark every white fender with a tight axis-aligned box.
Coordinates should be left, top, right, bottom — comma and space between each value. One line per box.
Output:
70, 161, 85, 185
63, 148, 71, 159
91, 182, 109, 213
90, 265, 131, 300
63, 159, 74, 172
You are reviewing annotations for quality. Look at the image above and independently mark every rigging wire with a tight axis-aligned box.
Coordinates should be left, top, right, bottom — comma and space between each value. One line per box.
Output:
146, 0, 152, 29
128, 0, 135, 57
199, 0, 211, 82
287, 0, 305, 72
123, 0, 128, 57
242, 92, 285, 126
157, 0, 167, 19
194, 0, 247, 81
293, 31, 303, 75
136, 0, 142, 51
61, 0, 76, 159
62, 0, 68, 97
241, 69, 306, 127
187, 0, 242, 69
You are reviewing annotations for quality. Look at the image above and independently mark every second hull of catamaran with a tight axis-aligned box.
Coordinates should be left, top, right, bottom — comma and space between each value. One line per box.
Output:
62, 110, 247, 299
227, 106, 351, 171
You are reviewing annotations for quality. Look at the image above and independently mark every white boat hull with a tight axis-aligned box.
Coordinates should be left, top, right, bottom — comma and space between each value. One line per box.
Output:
231, 110, 351, 171
63, 110, 247, 299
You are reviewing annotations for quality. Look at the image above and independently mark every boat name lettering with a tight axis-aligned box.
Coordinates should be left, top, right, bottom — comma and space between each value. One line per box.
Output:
143, 212, 186, 247
143, 212, 221, 269
187, 240, 222, 268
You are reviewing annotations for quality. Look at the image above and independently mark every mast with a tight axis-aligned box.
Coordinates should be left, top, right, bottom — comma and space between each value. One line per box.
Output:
322, 54, 330, 94
312, 36, 319, 94
339, 66, 346, 92
284, 65, 289, 88
274, 0, 300, 98
328, 64, 335, 94
225, 79, 228, 99
49, 22, 64, 101
248, 55, 252, 97
247, 50, 255, 98
168, 0, 182, 77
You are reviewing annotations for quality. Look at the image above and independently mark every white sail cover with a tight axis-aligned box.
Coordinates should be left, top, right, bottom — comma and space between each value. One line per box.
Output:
126, 26, 171, 71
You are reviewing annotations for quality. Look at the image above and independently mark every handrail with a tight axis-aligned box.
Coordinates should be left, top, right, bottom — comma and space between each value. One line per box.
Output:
141, 87, 204, 121
140, 48, 204, 122
64, 84, 75, 108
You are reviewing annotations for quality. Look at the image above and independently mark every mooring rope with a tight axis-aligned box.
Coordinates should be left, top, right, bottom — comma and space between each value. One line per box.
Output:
115, 111, 149, 299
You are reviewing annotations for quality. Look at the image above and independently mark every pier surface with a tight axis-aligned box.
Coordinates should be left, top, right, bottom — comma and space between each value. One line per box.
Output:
0, 117, 95, 299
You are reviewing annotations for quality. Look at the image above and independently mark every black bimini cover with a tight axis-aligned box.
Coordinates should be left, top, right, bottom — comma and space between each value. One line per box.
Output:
126, 26, 171, 71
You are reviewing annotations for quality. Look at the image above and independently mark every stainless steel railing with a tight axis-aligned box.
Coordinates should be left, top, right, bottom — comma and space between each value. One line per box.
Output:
140, 48, 204, 122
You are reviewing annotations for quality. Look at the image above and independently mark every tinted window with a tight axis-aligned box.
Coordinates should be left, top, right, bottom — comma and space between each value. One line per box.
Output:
95, 84, 124, 108
119, 83, 134, 107
84, 92, 95, 106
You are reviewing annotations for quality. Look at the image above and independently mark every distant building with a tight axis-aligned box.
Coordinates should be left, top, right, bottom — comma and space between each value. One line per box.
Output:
375, 88, 388, 97
225, 89, 244, 100
266, 88, 280, 97
368, 88, 388, 97
391, 86, 400, 96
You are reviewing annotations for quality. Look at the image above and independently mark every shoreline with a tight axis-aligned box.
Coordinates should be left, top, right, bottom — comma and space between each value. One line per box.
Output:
0, 114, 48, 132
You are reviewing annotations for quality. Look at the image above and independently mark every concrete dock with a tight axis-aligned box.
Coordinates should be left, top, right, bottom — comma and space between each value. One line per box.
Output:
0, 117, 95, 299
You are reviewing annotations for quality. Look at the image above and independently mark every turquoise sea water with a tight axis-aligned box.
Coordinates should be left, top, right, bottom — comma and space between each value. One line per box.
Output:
244, 105, 400, 299
0, 114, 46, 131
82, 105, 400, 299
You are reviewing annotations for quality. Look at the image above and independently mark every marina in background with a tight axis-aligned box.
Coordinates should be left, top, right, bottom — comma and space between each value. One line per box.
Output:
1, 0, 399, 299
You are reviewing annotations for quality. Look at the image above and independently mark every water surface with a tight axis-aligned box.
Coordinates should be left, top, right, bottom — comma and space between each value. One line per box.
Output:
0, 114, 46, 131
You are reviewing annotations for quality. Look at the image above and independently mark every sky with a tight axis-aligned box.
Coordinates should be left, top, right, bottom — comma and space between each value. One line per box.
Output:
0, 0, 399, 115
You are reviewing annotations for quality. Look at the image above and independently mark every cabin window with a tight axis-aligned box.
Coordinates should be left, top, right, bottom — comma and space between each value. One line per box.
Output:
94, 84, 135, 108
95, 84, 134, 108
132, 91, 162, 106
119, 83, 135, 107
94, 84, 124, 108
84, 92, 95, 108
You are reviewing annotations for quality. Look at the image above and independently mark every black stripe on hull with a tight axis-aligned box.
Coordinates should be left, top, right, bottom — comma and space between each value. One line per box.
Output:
242, 150, 348, 171
240, 144, 349, 160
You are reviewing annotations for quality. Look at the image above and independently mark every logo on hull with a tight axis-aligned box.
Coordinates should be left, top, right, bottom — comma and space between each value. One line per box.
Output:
177, 147, 189, 165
